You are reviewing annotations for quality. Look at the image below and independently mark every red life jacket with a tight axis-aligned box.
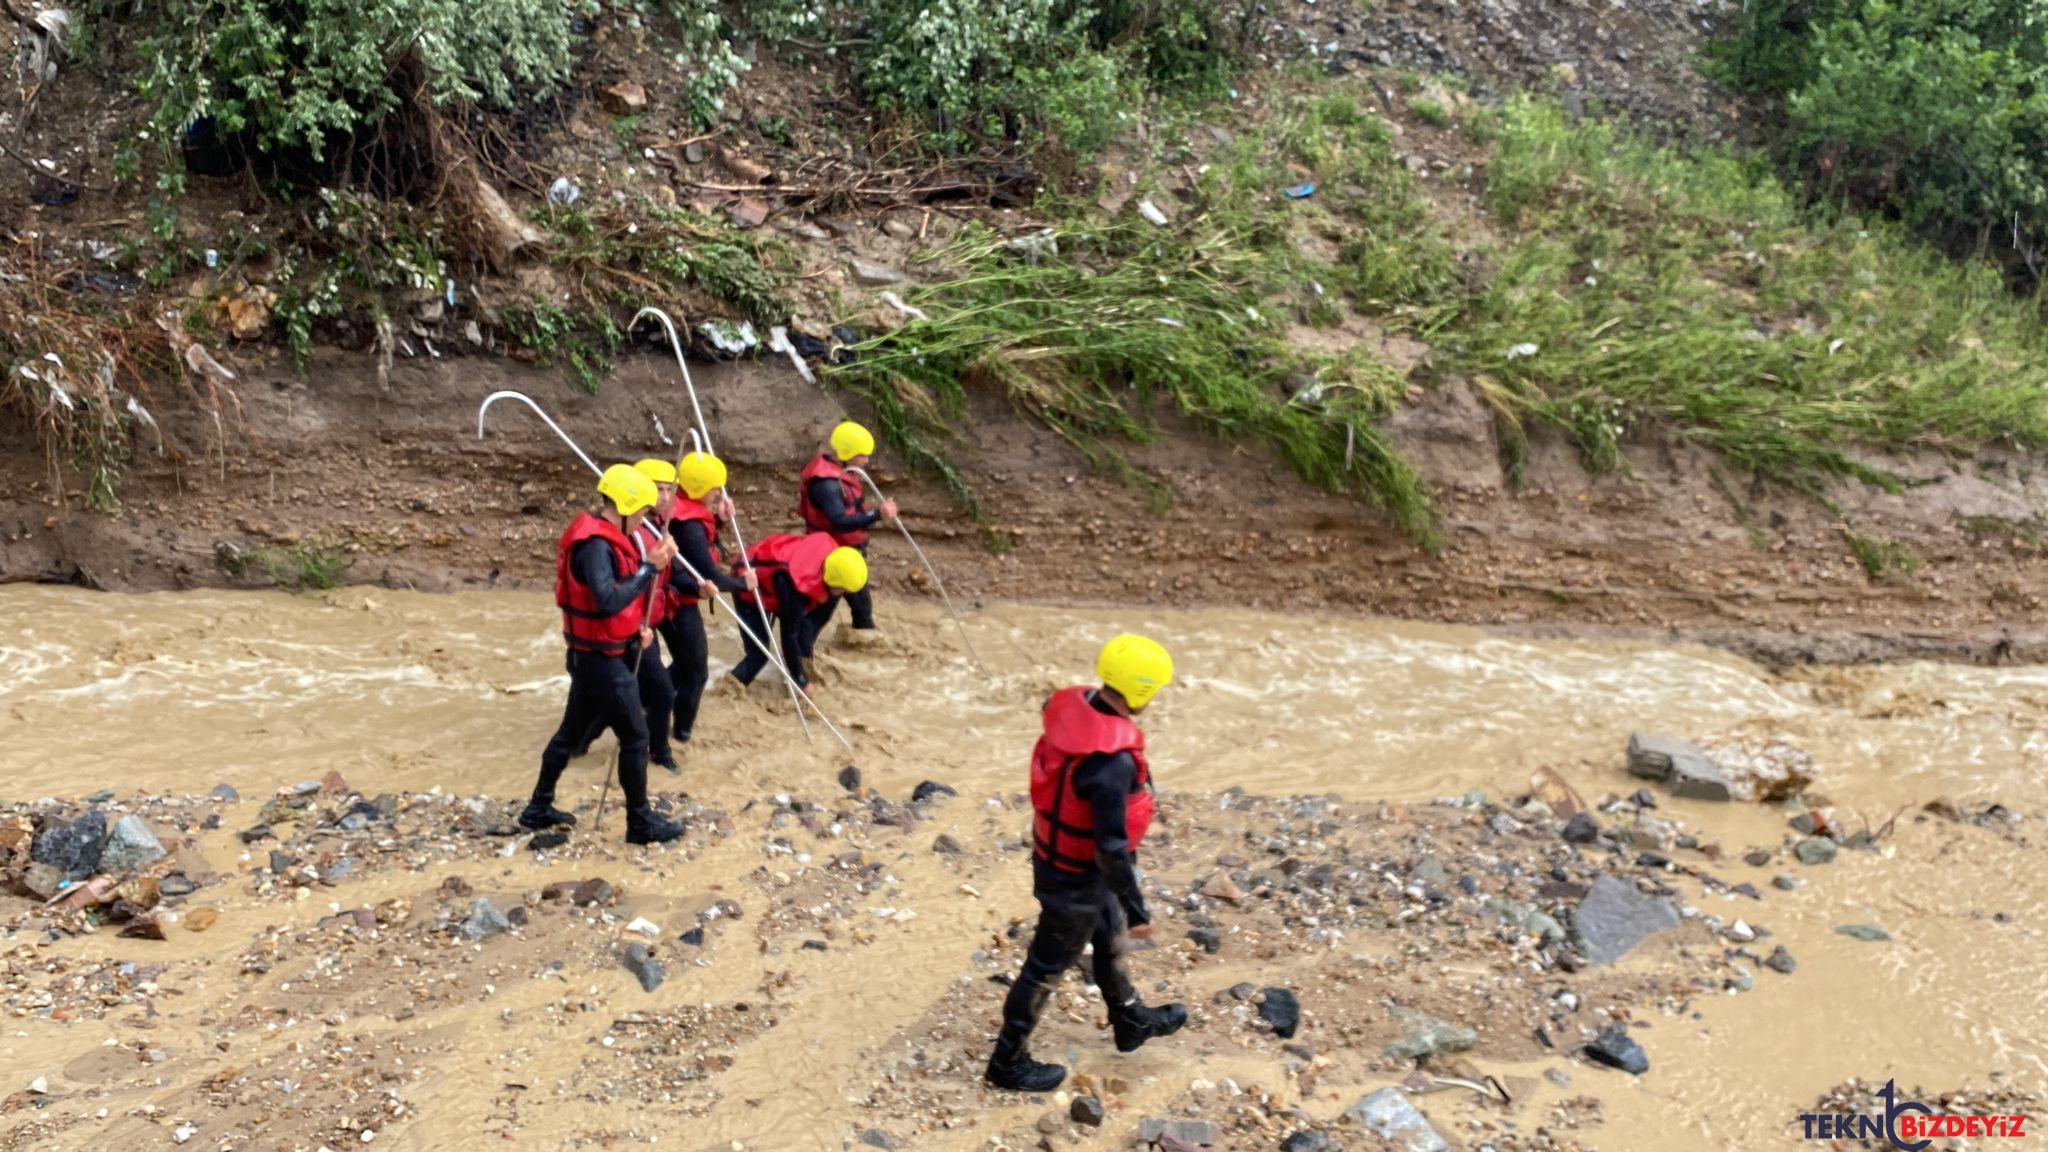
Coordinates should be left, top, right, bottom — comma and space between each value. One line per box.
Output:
667, 497, 723, 609
797, 453, 870, 547
1030, 686, 1155, 874
628, 516, 678, 628
554, 512, 646, 656
736, 532, 838, 615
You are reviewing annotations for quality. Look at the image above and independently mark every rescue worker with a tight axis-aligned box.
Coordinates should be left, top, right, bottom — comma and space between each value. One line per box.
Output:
571, 459, 703, 772
984, 634, 1188, 1092
520, 464, 686, 845
661, 451, 753, 746
797, 420, 896, 635
726, 532, 867, 694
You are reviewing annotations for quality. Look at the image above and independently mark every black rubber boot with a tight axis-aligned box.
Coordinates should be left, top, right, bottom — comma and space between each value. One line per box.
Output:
1110, 1001, 1188, 1053
517, 801, 576, 831
624, 805, 685, 845
984, 1034, 1066, 1093
652, 753, 681, 775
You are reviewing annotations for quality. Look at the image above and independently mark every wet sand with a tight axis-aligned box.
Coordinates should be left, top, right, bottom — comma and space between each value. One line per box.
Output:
1, 586, 2043, 1149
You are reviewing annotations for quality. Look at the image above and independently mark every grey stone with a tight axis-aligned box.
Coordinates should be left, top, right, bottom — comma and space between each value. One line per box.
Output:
1485, 897, 1565, 944
622, 943, 666, 992
98, 815, 167, 873
1410, 857, 1448, 886
1279, 1133, 1331, 1152
1344, 1088, 1449, 1152
1187, 927, 1222, 953
1384, 1006, 1476, 1060
1773, 873, 1804, 891
1562, 812, 1600, 843
1584, 1028, 1649, 1074
850, 260, 906, 286
158, 873, 197, 898
31, 810, 106, 879
461, 898, 512, 941
1626, 732, 1731, 800
1764, 945, 1797, 974
836, 765, 862, 793
1070, 1095, 1105, 1127
1138, 1118, 1219, 1146
1836, 923, 1891, 943
1795, 837, 1837, 865
1743, 848, 1773, 867
209, 785, 239, 802
1570, 874, 1680, 965
932, 834, 964, 854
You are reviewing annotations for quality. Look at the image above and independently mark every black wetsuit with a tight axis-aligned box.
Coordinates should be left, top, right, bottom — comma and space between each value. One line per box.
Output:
730, 568, 836, 689
662, 517, 747, 740
534, 540, 657, 812
806, 476, 878, 629
996, 694, 1150, 1047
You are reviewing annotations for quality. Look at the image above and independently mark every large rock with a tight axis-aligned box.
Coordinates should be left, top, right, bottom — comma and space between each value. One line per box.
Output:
31, 811, 106, 879
1569, 875, 1680, 965
1585, 1028, 1649, 1074
1626, 733, 1731, 801
1344, 1088, 1449, 1152
99, 815, 167, 873
1257, 988, 1301, 1038
622, 943, 666, 992
461, 898, 512, 941
1384, 1006, 1476, 1060
1703, 734, 1817, 801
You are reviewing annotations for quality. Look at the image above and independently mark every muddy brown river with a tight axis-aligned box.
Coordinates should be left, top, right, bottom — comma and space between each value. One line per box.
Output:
2, 585, 2044, 1149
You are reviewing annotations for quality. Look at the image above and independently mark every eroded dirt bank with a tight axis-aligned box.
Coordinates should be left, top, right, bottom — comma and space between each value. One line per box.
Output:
0, 589, 2043, 1151
3, 350, 2044, 668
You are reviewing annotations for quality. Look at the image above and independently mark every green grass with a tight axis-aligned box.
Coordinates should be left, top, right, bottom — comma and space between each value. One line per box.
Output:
1842, 529, 1920, 581
1449, 97, 2048, 494
218, 542, 354, 592
1408, 97, 1451, 127
834, 85, 1451, 547
832, 82, 2048, 547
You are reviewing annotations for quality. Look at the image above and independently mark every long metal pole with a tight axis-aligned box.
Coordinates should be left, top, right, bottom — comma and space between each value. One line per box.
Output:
475, 390, 847, 747
632, 307, 810, 729
846, 465, 988, 677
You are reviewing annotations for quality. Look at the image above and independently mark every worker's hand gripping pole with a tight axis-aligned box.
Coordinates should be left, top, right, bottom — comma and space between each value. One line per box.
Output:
475, 390, 847, 750
632, 308, 810, 730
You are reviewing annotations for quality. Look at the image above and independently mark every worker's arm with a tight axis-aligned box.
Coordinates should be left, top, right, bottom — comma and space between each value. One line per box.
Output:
572, 537, 655, 616
671, 520, 747, 594
808, 477, 881, 533
1073, 751, 1150, 927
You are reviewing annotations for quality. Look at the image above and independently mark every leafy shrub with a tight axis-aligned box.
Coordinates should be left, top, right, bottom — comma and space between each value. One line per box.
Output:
106, 0, 575, 172
1714, 0, 2048, 284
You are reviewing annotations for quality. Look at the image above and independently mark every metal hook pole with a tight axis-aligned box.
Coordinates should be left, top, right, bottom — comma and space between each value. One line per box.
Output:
475, 389, 842, 745
846, 465, 987, 677
632, 306, 808, 723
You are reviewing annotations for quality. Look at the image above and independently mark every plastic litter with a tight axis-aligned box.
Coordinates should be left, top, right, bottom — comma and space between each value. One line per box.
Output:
547, 176, 581, 207
1284, 183, 1317, 199
1137, 200, 1170, 227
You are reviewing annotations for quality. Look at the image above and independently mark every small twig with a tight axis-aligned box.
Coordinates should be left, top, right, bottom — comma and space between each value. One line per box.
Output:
0, 136, 112, 192
647, 132, 722, 152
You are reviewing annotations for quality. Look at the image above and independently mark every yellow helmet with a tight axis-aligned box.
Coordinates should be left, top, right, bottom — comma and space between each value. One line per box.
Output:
830, 420, 875, 461
1097, 633, 1172, 710
633, 458, 678, 487
677, 452, 727, 500
597, 463, 659, 517
822, 546, 868, 593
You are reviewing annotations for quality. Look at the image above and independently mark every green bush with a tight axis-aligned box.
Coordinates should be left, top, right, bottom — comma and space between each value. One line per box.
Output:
1714, 0, 2048, 283
105, 0, 574, 169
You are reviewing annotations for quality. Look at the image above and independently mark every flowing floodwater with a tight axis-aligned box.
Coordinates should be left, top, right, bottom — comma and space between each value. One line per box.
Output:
1, 585, 2044, 1149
